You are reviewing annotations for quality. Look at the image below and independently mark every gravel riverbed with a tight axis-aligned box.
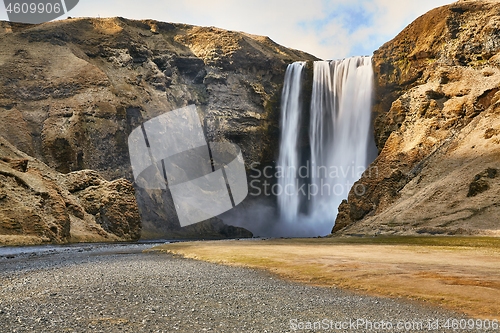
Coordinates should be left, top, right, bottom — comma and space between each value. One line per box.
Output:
0, 243, 490, 332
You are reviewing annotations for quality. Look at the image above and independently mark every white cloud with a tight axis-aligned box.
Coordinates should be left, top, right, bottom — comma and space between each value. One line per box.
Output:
0, 0, 454, 59
294, 0, 454, 59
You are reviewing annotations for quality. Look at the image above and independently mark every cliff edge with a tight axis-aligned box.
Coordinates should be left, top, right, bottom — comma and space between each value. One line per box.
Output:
334, 0, 500, 236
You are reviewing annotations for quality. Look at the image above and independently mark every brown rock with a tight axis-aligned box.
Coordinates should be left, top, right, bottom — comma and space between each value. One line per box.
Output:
0, 157, 29, 172
63, 170, 105, 193
77, 179, 141, 239
467, 178, 489, 197
467, 168, 498, 197
0, 18, 316, 180
332, 200, 350, 233
0, 135, 141, 245
334, 0, 500, 236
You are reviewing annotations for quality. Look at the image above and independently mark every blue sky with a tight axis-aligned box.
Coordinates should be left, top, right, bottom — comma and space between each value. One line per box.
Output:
0, 0, 453, 59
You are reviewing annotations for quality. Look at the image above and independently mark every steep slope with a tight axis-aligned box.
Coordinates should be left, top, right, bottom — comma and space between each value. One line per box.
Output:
334, 0, 500, 236
0, 18, 316, 239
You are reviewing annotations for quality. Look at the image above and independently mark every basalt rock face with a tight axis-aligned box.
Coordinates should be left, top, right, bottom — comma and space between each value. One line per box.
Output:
0, 18, 315, 240
334, 0, 500, 236
0, 136, 141, 246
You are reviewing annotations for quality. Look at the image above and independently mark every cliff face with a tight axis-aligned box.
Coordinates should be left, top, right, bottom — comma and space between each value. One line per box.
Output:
0, 18, 316, 240
0, 18, 314, 177
334, 0, 500, 236
0, 135, 141, 246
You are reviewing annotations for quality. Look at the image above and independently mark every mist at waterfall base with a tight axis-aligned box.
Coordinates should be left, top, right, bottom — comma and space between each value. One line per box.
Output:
220, 57, 377, 237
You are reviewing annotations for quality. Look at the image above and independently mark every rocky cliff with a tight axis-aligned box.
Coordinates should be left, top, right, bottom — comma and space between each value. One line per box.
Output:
0, 135, 141, 245
0, 18, 316, 241
334, 0, 500, 236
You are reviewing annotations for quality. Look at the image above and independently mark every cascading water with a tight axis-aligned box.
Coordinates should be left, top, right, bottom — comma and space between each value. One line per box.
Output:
277, 61, 306, 223
277, 56, 375, 236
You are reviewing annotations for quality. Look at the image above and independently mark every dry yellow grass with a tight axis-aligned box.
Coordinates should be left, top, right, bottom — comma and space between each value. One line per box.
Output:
0, 235, 48, 246
150, 237, 500, 319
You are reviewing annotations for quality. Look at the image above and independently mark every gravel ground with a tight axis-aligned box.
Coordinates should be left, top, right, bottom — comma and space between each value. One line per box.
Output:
0, 243, 495, 333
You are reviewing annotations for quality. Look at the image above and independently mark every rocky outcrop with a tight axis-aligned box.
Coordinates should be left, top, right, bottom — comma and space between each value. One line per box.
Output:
0, 135, 141, 246
68, 172, 141, 240
334, 0, 500, 236
0, 18, 315, 178
0, 18, 315, 240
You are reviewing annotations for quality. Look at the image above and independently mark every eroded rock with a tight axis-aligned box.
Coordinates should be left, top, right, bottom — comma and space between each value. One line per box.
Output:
0, 136, 141, 245
334, 0, 500, 236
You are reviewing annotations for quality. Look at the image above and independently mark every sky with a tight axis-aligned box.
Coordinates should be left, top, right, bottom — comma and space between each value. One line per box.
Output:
0, 0, 453, 60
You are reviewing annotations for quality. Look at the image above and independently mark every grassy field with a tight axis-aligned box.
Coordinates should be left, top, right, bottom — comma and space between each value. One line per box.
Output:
150, 236, 500, 319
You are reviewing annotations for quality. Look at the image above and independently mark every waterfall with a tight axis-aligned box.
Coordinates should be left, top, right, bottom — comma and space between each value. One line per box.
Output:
277, 56, 375, 236
277, 61, 306, 223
